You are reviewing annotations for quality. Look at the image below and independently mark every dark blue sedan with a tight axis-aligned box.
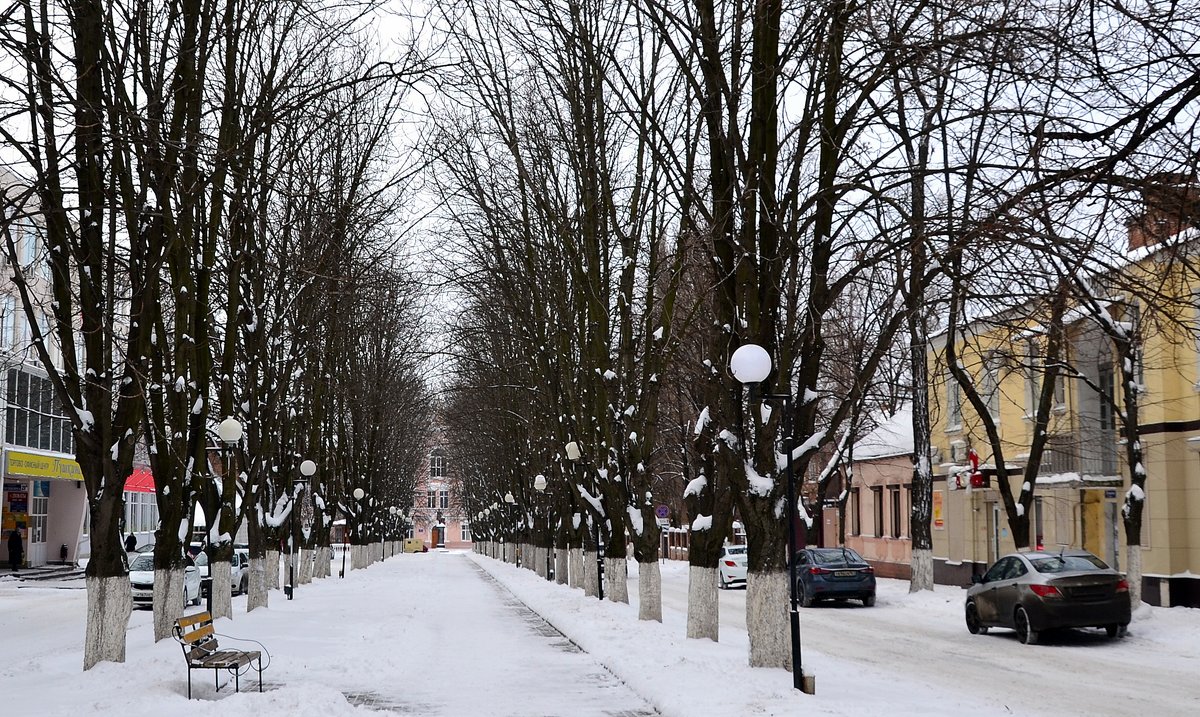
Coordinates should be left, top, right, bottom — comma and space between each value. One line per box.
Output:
793, 547, 876, 607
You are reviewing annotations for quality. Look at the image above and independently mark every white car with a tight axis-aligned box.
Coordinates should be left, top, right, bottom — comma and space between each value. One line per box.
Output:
195, 547, 251, 596
128, 552, 201, 607
718, 544, 748, 589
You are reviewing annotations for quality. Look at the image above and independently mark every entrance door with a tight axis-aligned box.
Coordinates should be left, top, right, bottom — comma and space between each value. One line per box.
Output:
29, 481, 48, 566
989, 503, 1002, 564
1104, 501, 1120, 570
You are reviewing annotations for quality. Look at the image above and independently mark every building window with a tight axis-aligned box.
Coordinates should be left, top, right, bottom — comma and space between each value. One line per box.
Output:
427, 488, 437, 509
5, 368, 74, 454
439, 489, 449, 510
889, 486, 902, 538
872, 486, 884, 538
1128, 301, 1144, 389
461, 522, 471, 541
430, 451, 445, 478
983, 353, 1001, 421
1025, 338, 1040, 416
849, 488, 860, 536
0, 294, 12, 347
946, 375, 961, 430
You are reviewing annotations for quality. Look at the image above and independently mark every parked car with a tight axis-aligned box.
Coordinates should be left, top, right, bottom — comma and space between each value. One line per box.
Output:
233, 548, 250, 594
195, 547, 251, 596
718, 544, 748, 589
965, 549, 1131, 645
793, 547, 876, 607
128, 552, 201, 607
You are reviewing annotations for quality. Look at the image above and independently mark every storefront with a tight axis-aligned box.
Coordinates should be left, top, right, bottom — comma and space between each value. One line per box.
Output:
1, 449, 87, 567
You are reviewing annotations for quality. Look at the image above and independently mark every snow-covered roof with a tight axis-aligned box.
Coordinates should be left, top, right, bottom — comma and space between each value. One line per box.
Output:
853, 405, 914, 461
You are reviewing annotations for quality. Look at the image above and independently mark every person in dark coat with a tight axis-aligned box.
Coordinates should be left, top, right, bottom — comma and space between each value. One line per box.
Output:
124, 533, 138, 552
7, 529, 22, 572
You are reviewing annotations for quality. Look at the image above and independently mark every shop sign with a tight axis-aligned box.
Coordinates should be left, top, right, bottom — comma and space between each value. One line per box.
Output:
5, 450, 84, 481
932, 490, 944, 530
7, 489, 28, 513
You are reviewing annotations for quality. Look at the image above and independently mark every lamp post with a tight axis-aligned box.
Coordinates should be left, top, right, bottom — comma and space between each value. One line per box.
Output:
504, 491, 519, 567
730, 342, 811, 694
533, 473, 553, 581
209, 417, 242, 614
565, 441, 604, 600
388, 506, 398, 557
342, 487, 365, 577
285, 459, 316, 600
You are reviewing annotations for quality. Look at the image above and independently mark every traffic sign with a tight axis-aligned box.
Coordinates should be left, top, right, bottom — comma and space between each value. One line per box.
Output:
654, 504, 669, 519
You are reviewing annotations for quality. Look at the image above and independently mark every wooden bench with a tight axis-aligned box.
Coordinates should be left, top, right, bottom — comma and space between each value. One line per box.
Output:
173, 611, 265, 699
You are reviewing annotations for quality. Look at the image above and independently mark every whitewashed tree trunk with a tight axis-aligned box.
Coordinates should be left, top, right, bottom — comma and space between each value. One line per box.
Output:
687, 565, 719, 641
555, 547, 569, 585
746, 571, 790, 669
910, 548, 934, 593
299, 548, 313, 584
247, 557, 269, 612
638, 561, 662, 622
151, 568, 185, 642
583, 549, 600, 597
83, 576, 132, 670
568, 548, 584, 589
1126, 545, 1143, 606
605, 557, 629, 604
314, 546, 330, 579
533, 547, 546, 578
210, 561, 233, 620
265, 550, 280, 590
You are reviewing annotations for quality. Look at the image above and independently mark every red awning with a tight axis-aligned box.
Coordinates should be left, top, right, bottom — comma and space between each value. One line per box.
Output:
124, 468, 155, 493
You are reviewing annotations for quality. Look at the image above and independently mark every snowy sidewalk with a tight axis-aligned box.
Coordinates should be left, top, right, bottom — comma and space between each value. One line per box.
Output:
0, 551, 657, 717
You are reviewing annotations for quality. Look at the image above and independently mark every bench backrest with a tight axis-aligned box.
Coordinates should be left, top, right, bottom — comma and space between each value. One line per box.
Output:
175, 611, 219, 660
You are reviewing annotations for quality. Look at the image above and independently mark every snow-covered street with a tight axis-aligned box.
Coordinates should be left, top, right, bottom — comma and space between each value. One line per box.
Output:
2, 552, 1197, 716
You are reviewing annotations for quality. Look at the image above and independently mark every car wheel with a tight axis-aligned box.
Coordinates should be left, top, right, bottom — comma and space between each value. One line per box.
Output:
1015, 606, 1038, 645
798, 581, 813, 608
1105, 623, 1127, 639
965, 601, 988, 635
717, 571, 727, 590
862, 594, 876, 608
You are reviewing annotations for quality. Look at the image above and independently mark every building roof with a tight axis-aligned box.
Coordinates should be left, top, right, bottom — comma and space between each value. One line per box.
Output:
853, 405, 914, 460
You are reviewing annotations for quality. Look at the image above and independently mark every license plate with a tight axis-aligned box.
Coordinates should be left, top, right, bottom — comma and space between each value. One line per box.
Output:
834, 570, 855, 577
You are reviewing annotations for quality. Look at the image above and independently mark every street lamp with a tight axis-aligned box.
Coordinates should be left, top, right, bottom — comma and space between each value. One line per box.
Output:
533, 474, 553, 581
730, 342, 812, 694
504, 492, 519, 567
389, 506, 399, 557
565, 442, 604, 600
342, 487, 365, 578
285, 459, 316, 599
207, 417, 242, 614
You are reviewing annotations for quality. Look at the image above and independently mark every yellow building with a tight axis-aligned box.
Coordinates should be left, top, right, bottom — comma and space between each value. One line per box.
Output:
927, 185, 1200, 607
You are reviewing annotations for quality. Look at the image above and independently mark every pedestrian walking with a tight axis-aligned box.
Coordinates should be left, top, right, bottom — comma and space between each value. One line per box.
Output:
124, 533, 137, 552
7, 529, 22, 572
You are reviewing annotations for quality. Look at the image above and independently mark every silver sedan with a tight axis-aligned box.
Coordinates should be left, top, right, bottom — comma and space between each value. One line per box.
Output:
965, 549, 1131, 645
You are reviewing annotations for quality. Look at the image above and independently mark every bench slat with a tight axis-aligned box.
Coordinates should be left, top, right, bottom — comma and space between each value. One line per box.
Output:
180, 623, 215, 644
193, 650, 260, 669
176, 612, 213, 629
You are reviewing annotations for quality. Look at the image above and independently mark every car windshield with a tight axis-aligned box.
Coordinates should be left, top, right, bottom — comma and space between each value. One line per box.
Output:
724, 546, 746, 555
130, 554, 155, 571
1028, 553, 1108, 573
810, 548, 864, 565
